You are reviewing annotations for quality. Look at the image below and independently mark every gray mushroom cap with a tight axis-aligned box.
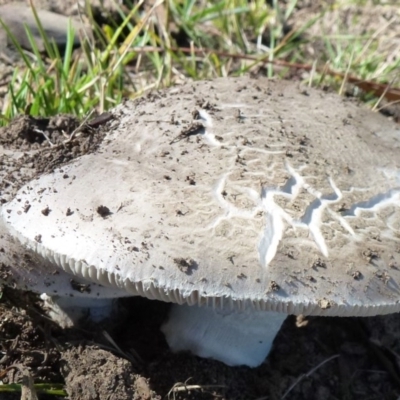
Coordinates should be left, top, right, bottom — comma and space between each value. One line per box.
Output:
0, 216, 127, 300
2, 77, 400, 317
0, 135, 125, 300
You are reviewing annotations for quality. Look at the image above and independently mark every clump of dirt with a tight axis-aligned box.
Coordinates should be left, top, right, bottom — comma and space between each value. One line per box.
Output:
61, 346, 155, 400
0, 290, 61, 384
0, 113, 110, 204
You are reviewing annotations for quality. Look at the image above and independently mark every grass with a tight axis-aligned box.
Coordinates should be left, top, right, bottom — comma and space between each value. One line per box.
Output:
0, 0, 398, 122
0, 382, 67, 397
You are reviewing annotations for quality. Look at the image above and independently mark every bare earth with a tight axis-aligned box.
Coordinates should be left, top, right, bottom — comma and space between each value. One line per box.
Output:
2, 285, 400, 400
1, 1, 400, 400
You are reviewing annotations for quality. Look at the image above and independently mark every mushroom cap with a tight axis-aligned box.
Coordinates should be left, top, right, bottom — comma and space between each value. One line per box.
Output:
0, 217, 126, 299
2, 77, 400, 316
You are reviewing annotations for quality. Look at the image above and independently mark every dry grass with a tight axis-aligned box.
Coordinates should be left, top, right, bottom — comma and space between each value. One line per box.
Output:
0, 0, 399, 124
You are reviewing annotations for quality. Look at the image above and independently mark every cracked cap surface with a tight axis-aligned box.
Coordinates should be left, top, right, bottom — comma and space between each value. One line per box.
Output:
2, 77, 400, 316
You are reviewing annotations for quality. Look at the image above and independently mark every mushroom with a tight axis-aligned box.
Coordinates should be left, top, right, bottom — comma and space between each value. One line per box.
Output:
1, 77, 400, 367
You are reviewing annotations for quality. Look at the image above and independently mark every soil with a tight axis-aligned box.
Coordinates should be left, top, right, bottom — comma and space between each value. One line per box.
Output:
2, 286, 400, 400
0, 114, 108, 204
1, 1, 400, 400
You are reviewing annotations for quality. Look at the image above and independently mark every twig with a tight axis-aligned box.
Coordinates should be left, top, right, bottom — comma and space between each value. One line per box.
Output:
126, 45, 400, 102
32, 128, 54, 147
167, 378, 226, 400
35, 110, 97, 155
3, 364, 38, 400
372, 76, 397, 112
0, 335, 19, 365
64, 109, 95, 143
339, 49, 354, 96
280, 354, 339, 399
102, 330, 143, 366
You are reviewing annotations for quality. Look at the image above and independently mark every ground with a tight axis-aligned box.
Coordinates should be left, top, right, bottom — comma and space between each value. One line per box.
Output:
1, 1, 400, 400
2, 287, 400, 400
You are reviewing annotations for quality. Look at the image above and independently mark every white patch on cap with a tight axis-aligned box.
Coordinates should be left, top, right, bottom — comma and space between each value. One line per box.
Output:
258, 165, 343, 265
342, 189, 400, 217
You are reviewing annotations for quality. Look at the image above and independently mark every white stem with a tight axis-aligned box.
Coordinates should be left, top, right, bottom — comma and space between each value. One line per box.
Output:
162, 304, 287, 367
